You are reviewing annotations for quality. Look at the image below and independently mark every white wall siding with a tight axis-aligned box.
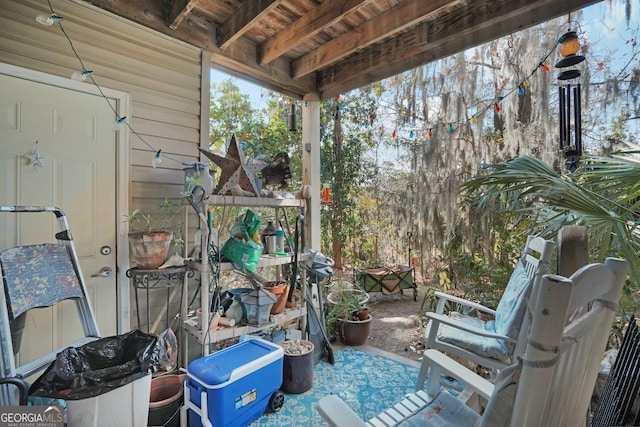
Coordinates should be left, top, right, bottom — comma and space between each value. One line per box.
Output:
0, 0, 203, 205
0, 0, 205, 335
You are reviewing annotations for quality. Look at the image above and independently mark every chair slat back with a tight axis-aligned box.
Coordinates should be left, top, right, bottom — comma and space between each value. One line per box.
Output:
509, 235, 556, 360
512, 257, 627, 427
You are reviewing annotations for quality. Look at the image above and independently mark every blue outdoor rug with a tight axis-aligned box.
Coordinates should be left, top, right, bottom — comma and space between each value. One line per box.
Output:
252, 348, 421, 426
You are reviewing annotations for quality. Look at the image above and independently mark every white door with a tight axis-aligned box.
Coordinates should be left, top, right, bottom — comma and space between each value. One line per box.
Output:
0, 74, 118, 367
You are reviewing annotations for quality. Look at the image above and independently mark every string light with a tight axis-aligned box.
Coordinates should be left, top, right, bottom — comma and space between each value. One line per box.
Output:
112, 116, 126, 131
35, 14, 62, 26
389, 34, 562, 139
151, 150, 162, 168
43, 0, 568, 158
71, 70, 93, 81
38, 1, 186, 167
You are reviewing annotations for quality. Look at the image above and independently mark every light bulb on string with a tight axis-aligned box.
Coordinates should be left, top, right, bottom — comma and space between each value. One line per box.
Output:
151, 150, 162, 168
494, 103, 501, 112
448, 124, 454, 133
391, 130, 397, 138
112, 116, 126, 131
471, 116, 477, 124
428, 128, 433, 137
540, 62, 550, 72
518, 86, 525, 96
523, 81, 530, 88
35, 14, 63, 26
71, 70, 93, 81
409, 130, 414, 138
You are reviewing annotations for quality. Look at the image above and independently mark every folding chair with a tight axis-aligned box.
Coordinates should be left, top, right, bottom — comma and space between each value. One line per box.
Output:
0, 206, 100, 405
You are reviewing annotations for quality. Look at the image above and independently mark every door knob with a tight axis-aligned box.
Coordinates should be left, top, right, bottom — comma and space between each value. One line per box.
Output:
92, 267, 113, 278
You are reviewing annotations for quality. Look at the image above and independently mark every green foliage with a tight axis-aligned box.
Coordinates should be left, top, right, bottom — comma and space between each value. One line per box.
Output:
319, 84, 387, 263
125, 198, 184, 252
462, 152, 640, 312
324, 280, 371, 333
209, 79, 302, 190
125, 198, 180, 233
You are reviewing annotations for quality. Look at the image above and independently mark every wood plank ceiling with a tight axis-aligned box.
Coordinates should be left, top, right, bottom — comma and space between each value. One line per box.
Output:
82, 0, 601, 100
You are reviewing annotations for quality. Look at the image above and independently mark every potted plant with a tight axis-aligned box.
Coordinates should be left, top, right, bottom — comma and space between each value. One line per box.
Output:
325, 283, 372, 346
125, 198, 182, 269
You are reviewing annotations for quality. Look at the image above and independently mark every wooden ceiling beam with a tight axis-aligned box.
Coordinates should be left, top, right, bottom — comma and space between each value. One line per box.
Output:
82, 0, 315, 98
318, 0, 600, 98
210, 35, 316, 98
260, 0, 368, 66
166, 0, 199, 30
218, 0, 282, 49
292, 0, 458, 79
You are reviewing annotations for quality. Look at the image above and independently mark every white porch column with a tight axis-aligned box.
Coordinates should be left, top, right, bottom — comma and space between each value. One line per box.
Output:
302, 93, 321, 251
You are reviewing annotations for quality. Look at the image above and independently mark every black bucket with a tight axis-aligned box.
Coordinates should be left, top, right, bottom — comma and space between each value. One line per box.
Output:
148, 374, 186, 427
281, 341, 314, 394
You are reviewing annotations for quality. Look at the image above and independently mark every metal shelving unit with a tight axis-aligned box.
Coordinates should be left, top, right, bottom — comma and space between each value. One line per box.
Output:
182, 194, 307, 357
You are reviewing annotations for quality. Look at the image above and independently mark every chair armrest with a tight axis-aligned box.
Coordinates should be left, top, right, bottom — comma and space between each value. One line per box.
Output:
317, 395, 368, 427
434, 291, 497, 316
425, 312, 516, 342
423, 349, 494, 400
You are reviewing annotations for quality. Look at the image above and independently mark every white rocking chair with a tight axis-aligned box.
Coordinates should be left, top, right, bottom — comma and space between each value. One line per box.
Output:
317, 257, 628, 427
419, 235, 555, 379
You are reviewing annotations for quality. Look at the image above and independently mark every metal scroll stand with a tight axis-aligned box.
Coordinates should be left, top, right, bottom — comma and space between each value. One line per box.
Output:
126, 266, 193, 334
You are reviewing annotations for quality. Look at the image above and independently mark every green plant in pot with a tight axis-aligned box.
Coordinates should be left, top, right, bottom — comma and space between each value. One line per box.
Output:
325, 283, 372, 346
125, 198, 183, 269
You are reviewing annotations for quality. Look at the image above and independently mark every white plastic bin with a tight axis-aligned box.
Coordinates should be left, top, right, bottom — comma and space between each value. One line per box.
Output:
66, 373, 151, 427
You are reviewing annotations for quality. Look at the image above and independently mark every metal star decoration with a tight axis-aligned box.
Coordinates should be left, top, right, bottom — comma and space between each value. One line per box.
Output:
199, 134, 266, 196
25, 147, 46, 169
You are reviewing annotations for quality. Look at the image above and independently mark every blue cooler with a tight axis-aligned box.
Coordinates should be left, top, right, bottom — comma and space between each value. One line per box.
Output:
184, 338, 285, 427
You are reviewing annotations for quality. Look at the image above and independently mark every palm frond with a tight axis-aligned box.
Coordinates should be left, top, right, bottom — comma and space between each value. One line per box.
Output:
463, 154, 640, 285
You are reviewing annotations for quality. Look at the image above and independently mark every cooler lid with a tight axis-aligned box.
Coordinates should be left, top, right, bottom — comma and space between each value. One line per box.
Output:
187, 339, 279, 385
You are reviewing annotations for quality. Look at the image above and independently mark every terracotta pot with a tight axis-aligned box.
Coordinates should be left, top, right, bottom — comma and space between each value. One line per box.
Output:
338, 314, 372, 346
148, 374, 186, 427
356, 309, 370, 321
265, 284, 289, 314
128, 231, 173, 269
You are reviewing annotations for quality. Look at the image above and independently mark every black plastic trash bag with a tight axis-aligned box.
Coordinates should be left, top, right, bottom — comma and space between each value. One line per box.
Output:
29, 329, 159, 400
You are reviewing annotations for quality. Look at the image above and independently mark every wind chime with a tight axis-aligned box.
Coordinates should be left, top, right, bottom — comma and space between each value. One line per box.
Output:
555, 30, 585, 172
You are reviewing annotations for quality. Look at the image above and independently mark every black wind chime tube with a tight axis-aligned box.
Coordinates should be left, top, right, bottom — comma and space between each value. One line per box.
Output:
558, 86, 566, 150
573, 84, 582, 153
565, 83, 572, 149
